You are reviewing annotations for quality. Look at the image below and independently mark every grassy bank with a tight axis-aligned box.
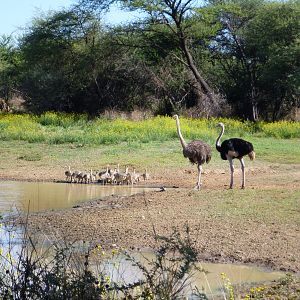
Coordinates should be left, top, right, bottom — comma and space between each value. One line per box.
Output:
0, 113, 299, 299
0, 112, 299, 146
0, 136, 299, 183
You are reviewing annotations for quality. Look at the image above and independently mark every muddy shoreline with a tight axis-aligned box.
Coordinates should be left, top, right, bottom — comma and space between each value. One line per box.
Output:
7, 180, 300, 274
2, 160, 300, 274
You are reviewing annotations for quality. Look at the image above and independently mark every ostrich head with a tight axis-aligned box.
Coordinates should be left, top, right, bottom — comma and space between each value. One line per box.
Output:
173, 114, 179, 120
217, 122, 225, 128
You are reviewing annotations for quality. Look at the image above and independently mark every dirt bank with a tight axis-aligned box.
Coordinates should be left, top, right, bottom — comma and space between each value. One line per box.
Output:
7, 163, 300, 274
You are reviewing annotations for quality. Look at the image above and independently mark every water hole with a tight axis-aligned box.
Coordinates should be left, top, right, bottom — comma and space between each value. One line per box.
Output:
0, 180, 156, 214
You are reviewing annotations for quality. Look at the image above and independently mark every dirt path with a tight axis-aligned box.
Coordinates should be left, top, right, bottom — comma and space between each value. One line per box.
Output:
6, 163, 300, 274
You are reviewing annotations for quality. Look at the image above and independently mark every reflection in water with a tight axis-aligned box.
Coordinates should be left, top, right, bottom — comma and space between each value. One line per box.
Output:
0, 231, 284, 299
104, 251, 284, 298
0, 181, 286, 298
0, 181, 155, 214
191, 262, 283, 297
0, 236, 285, 300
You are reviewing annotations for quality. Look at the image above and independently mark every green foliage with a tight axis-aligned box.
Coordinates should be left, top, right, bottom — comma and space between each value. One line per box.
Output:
202, 0, 300, 120
0, 242, 109, 299
0, 225, 199, 299
16, 8, 156, 114
1, 221, 299, 299
124, 227, 198, 299
0, 114, 45, 142
260, 121, 300, 139
18, 10, 102, 113
0, 113, 299, 147
18, 152, 42, 161
0, 0, 299, 120
240, 274, 300, 299
0, 35, 21, 100
37, 112, 89, 128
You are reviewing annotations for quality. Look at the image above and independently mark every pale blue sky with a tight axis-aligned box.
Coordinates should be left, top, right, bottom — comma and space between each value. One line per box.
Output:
0, 0, 138, 37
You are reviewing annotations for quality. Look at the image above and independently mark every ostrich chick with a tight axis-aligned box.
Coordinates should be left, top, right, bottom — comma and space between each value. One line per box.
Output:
65, 166, 72, 182
216, 122, 255, 189
174, 115, 212, 190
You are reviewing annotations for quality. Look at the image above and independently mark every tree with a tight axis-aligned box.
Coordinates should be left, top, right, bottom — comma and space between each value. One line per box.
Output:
245, 0, 300, 120
1, 0, 298, 119
79, 0, 224, 116
18, 9, 102, 112
203, 0, 300, 120
0, 35, 20, 101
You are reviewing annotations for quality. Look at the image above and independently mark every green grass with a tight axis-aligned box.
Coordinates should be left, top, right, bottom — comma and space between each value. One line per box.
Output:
196, 189, 300, 225
250, 137, 300, 164
0, 112, 299, 188
0, 134, 299, 178
0, 112, 299, 146
18, 152, 43, 161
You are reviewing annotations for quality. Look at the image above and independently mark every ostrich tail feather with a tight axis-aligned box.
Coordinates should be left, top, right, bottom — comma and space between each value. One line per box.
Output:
248, 151, 255, 160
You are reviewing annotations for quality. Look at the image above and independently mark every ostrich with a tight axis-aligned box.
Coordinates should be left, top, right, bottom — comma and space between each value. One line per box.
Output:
65, 166, 72, 182
98, 165, 111, 184
174, 115, 212, 190
142, 168, 150, 181
131, 167, 141, 184
71, 170, 82, 183
115, 166, 129, 185
216, 122, 255, 189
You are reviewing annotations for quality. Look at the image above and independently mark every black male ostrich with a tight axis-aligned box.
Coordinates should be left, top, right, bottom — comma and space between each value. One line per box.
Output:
174, 115, 212, 190
216, 122, 255, 189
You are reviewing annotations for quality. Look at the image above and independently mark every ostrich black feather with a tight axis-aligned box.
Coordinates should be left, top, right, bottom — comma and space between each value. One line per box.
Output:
217, 138, 254, 160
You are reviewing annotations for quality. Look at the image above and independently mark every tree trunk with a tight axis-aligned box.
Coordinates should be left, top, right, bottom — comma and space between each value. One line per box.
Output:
179, 36, 217, 106
249, 72, 259, 121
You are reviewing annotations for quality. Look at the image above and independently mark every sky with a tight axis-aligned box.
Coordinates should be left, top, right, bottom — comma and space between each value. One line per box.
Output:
0, 0, 138, 37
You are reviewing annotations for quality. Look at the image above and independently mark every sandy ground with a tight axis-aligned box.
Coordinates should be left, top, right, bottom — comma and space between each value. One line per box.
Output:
5, 163, 300, 274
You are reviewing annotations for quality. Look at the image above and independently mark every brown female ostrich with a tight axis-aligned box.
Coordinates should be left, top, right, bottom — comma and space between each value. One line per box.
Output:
216, 122, 255, 189
174, 115, 212, 190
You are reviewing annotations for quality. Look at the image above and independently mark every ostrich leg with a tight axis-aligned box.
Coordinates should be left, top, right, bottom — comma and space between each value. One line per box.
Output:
194, 164, 202, 190
228, 158, 234, 189
240, 158, 246, 189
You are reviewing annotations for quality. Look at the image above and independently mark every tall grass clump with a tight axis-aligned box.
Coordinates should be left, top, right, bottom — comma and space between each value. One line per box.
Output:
0, 113, 299, 145
37, 112, 89, 128
87, 116, 177, 144
0, 114, 46, 143
213, 118, 262, 137
259, 121, 300, 138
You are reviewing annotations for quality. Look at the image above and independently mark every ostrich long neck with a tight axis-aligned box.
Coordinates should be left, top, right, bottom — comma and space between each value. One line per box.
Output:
175, 116, 187, 149
216, 125, 224, 152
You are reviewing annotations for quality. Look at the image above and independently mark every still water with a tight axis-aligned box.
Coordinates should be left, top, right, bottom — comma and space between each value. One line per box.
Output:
0, 181, 155, 214
0, 181, 286, 297
102, 251, 284, 298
